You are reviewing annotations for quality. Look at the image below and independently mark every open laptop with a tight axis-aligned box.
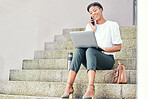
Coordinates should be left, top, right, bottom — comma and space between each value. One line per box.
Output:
70, 31, 104, 51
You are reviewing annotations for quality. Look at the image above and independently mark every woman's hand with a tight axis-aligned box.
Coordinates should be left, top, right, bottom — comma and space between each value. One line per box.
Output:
88, 18, 97, 32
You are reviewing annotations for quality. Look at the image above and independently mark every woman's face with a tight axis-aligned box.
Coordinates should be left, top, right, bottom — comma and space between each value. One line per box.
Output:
89, 6, 103, 21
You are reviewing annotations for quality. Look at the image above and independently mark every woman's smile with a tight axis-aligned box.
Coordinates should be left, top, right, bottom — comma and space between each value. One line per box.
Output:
93, 15, 98, 18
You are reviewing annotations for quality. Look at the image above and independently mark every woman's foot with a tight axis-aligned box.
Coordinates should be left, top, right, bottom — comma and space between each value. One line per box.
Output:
61, 83, 74, 98
83, 84, 95, 99
63, 83, 74, 95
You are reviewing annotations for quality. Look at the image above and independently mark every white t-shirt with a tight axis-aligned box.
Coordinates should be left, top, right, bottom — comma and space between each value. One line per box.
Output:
85, 20, 122, 56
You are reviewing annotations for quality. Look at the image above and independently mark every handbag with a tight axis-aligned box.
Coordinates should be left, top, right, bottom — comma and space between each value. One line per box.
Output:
104, 61, 127, 84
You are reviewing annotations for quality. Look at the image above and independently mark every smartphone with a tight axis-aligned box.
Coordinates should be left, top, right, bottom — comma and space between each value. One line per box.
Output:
91, 17, 95, 25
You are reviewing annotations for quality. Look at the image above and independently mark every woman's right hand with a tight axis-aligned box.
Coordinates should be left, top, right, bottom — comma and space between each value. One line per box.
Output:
88, 18, 97, 32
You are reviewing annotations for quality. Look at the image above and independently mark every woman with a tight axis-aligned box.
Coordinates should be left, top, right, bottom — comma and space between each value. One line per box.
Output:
61, 2, 122, 99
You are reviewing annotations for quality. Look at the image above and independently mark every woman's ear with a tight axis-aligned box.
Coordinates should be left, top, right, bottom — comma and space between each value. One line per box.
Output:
100, 9, 103, 13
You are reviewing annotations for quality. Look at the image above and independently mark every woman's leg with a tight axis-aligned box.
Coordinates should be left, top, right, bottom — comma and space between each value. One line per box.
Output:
86, 48, 114, 72
83, 48, 115, 97
83, 70, 95, 97
70, 48, 87, 73
62, 48, 87, 96
63, 70, 76, 95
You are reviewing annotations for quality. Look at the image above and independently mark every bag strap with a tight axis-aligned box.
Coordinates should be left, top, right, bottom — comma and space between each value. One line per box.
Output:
104, 70, 114, 83
104, 67, 119, 83
104, 61, 121, 83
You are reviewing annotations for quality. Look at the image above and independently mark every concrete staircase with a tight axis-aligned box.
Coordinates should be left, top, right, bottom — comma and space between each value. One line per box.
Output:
0, 26, 137, 99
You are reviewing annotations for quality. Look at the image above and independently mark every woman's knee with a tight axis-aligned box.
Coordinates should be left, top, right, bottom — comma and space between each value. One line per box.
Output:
86, 48, 95, 56
74, 48, 85, 56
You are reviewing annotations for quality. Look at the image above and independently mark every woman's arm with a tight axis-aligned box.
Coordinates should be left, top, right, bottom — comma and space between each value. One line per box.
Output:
104, 44, 121, 52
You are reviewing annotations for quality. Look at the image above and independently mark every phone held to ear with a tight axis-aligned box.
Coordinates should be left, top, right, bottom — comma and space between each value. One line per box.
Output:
91, 17, 95, 25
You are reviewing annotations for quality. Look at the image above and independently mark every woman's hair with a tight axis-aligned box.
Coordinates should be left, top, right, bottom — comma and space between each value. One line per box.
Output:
87, 2, 103, 12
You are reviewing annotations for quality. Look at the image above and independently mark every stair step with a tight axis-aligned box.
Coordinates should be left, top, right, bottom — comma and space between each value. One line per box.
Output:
119, 25, 136, 33
115, 48, 136, 59
34, 49, 136, 59
0, 81, 136, 99
63, 32, 137, 43
45, 42, 75, 50
54, 35, 67, 42
62, 26, 136, 43
62, 26, 136, 35
22, 58, 137, 70
0, 94, 61, 99
9, 70, 136, 84
45, 39, 136, 50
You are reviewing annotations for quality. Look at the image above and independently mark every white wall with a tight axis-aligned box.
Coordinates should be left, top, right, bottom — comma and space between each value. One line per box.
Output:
137, 0, 148, 98
0, 0, 134, 81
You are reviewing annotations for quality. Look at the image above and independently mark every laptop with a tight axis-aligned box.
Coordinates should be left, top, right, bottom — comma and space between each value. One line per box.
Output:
70, 31, 104, 51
